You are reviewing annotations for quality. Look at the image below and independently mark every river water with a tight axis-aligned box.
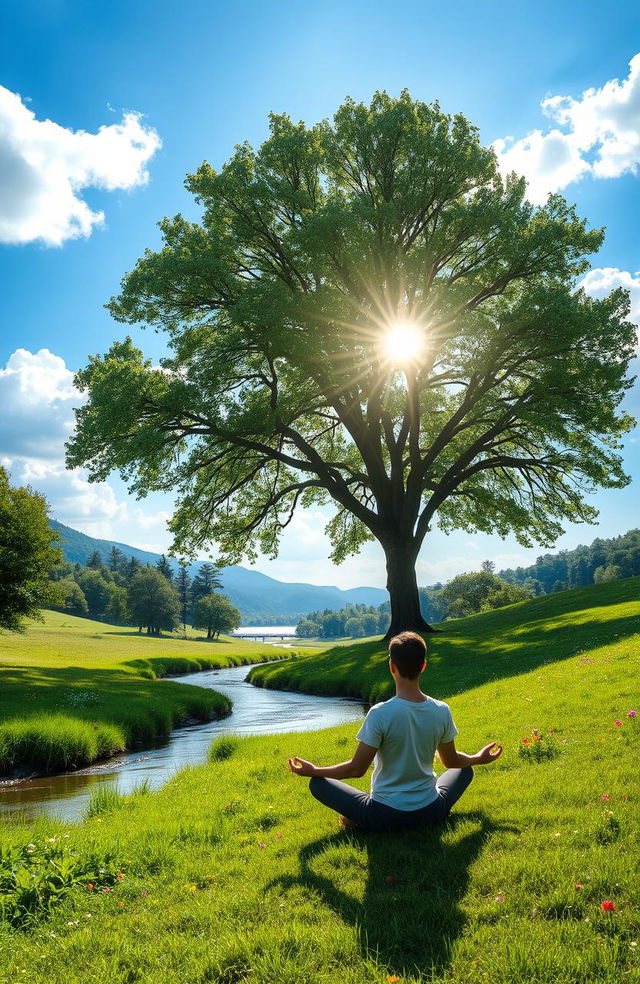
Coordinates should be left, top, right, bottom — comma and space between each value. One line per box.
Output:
0, 664, 367, 824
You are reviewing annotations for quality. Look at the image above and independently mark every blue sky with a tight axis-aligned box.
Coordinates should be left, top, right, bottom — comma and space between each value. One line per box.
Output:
1, 0, 639, 589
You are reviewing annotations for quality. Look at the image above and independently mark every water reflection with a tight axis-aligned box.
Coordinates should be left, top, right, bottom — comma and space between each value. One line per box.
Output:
0, 664, 367, 824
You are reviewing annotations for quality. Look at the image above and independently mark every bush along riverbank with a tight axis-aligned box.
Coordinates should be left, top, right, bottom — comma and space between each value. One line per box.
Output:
0, 678, 231, 777
0, 609, 302, 777
0, 609, 637, 983
248, 576, 640, 702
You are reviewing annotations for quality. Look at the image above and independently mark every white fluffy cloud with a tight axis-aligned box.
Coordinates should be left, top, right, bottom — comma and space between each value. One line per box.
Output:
0, 86, 161, 245
0, 348, 128, 536
580, 267, 640, 349
0, 348, 81, 458
494, 53, 640, 203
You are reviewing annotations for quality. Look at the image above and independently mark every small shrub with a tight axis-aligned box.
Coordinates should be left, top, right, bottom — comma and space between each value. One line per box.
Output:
517, 729, 561, 763
0, 837, 124, 929
208, 736, 240, 763
593, 811, 621, 845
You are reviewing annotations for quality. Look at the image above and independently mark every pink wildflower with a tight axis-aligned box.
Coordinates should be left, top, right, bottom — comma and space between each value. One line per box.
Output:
601, 794, 610, 801
627, 710, 637, 718
614, 720, 622, 727
575, 884, 584, 890
495, 895, 504, 902
258, 842, 266, 849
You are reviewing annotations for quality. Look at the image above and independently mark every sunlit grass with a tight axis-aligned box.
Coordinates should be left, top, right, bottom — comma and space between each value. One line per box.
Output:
0, 581, 637, 981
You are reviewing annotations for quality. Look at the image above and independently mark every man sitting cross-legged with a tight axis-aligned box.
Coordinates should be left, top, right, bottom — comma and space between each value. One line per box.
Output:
288, 630, 502, 832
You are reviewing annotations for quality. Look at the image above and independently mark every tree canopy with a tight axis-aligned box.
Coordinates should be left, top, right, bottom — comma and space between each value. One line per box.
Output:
0, 467, 61, 632
67, 91, 636, 635
193, 593, 241, 639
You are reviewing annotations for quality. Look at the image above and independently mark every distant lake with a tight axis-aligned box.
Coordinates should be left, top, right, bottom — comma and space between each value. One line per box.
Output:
233, 625, 297, 638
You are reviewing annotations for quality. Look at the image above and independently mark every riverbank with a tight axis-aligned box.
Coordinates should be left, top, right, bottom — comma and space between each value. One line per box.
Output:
0, 610, 293, 776
248, 576, 640, 701
0, 593, 637, 982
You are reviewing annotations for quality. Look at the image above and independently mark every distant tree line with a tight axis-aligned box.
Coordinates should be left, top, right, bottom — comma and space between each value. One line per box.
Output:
498, 529, 640, 594
48, 549, 241, 638
295, 528, 640, 639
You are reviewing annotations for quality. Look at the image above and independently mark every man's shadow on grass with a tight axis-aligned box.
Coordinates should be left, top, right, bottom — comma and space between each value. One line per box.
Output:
267, 811, 518, 978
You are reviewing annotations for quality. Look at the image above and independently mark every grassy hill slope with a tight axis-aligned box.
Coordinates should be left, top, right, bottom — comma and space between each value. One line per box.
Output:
249, 576, 640, 703
0, 582, 637, 982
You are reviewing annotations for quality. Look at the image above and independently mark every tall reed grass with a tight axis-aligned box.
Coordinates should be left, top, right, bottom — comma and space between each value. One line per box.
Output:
0, 715, 124, 773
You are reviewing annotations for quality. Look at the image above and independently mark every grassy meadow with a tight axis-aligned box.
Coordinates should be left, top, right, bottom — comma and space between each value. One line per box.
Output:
0, 581, 638, 982
0, 611, 293, 774
249, 576, 640, 703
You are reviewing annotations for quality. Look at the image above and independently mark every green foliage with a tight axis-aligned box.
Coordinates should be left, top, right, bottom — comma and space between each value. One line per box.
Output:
66, 92, 636, 633
127, 567, 180, 635
443, 570, 533, 617
193, 593, 241, 639
0, 467, 61, 632
296, 602, 387, 639
55, 577, 89, 616
0, 837, 125, 929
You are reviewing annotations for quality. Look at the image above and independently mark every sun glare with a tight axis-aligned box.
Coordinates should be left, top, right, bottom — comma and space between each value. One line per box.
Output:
383, 320, 424, 365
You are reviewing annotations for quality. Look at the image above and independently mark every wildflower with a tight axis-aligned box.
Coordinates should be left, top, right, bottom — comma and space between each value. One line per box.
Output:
184, 883, 197, 893
258, 842, 266, 849
575, 884, 584, 890
117, 872, 124, 880
522, 738, 529, 744
275, 833, 283, 840
117, 902, 125, 908
387, 976, 401, 983
83, 913, 92, 919
630, 941, 637, 948
628, 710, 637, 718
601, 794, 610, 801
532, 735, 540, 741
614, 720, 622, 727
532, 728, 539, 735
101, 887, 110, 894
87, 882, 94, 891
495, 895, 504, 902
621, 793, 629, 800
66, 921, 78, 927
600, 900, 616, 912
140, 890, 149, 898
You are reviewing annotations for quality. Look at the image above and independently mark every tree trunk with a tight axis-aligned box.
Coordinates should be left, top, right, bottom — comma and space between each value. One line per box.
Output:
383, 539, 434, 638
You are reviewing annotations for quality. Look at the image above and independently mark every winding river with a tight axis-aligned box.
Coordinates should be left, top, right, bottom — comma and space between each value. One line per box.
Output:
0, 664, 367, 824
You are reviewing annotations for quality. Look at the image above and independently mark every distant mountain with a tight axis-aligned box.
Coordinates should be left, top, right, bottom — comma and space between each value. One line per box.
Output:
49, 520, 388, 623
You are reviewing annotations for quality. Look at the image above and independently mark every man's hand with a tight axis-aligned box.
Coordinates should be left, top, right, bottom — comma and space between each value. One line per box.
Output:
476, 742, 503, 764
288, 756, 316, 777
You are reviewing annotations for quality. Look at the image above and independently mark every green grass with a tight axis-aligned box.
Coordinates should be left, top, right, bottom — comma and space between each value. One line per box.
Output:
0, 610, 294, 774
248, 576, 640, 703
0, 581, 637, 982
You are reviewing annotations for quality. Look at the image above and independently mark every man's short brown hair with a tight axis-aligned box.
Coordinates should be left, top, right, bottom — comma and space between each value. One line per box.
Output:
388, 631, 426, 679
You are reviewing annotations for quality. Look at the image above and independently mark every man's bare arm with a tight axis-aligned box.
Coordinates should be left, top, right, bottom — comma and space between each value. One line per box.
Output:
437, 740, 503, 769
288, 741, 377, 779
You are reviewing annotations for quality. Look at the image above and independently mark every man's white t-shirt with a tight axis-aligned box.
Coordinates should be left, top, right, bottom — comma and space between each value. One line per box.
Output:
356, 695, 459, 811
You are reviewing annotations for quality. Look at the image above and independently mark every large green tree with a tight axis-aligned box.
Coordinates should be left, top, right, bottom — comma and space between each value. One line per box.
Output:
127, 567, 180, 635
67, 92, 636, 635
0, 467, 61, 632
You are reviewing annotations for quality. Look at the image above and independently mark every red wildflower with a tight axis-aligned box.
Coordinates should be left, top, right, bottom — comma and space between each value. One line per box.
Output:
600, 900, 616, 912
523, 738, 529, 744
575, 884, 584, 890
614, 720, 622, 727
601, 794, 610, 801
